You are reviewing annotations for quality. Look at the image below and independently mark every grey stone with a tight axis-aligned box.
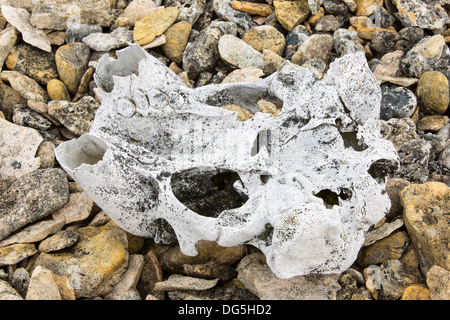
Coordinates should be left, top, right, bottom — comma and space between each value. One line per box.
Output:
0, 280, 23, 300
10, 268, 30, 298
218, 34, 265, 70
379, 259, 422, 300
66, 23, 102, 43
164, 0, 206, 26
154, 274, 219, 291
213, 0, 256, 36
12, 104, 52, 130
82, 27, 133, 52
333, 28, 365, 57
393, 0, 450, 31
322, 0, 349, 16
314, 15, 343, 32
380, 85, 417, 120
0, 219, 64, 248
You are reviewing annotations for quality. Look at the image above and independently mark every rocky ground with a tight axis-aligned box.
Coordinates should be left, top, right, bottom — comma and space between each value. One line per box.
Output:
0, 0, 449, 300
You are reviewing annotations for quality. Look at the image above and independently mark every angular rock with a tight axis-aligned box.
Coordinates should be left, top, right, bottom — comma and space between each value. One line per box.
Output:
291, 34, 333, 66
48, 96, 100, 136
30, 0, 114, 31
218, 34, 265, 70
242, 25, 285, 56
392, 0, 449, 31
51, 192, 94, 224
0, 168, 69, 241
380, 259, 423, 300
314, 15, 342, 32
308, 0, 324, 15
182, 260, 237, 282
33, 221, 129, 298
380, 85, 417, 120
82, 27, 133, 52
237, 253, 341, 300
165, 0, 205, 26
25, 266, 62, 300
154, 274, 219, 291
400, 182, 450, 274
1, 5, 51, 52
105, 254, 144, 300
322, 0, 349, 15
232, 0, 274, 16
182, 21, 238, 75
0, 118, 43, 191
136, 250, 163, 299
385, 178, 410, 220
133, 7, 179, 46
273, 0, 310, 32
401, 284, 431, 300
1, 70, 49, 102
38, 229, 79, 253
401, 35, 450, 79
0, 280, 23, 300
10, 268, 30, 298
416, 71, 449, 115
55, 43, 91, 95
0, 26, 18, 71
116, 0, 163, 28
0, 219, 64, 248
370, 30, 398, 55
426, 265, 450, 300
373, 50, 405, 79
12, 104, 52, 130
161, 21, 192, 65
0, 243, 37, 267
65, 23, 103, 44
333, 28, 365, 57
213, 0, 256, 36
363, 218, 404, 247
417, 115, 449, 132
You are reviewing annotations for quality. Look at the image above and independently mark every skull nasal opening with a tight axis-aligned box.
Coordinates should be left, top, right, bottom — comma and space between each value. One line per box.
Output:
170, 168, 249, 218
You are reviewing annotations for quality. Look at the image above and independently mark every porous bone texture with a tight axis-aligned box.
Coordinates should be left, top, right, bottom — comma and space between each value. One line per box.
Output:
55, 44, 398, 278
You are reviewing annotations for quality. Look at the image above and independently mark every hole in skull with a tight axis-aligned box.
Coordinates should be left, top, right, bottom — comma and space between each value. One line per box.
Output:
254, 223, 274, 247
368, 159, 397, 183
314, 188, 353, 208
171, 169, 249, 218
251, 130, 270, 156
260, 175, 271, 184
340, 131, 367, 151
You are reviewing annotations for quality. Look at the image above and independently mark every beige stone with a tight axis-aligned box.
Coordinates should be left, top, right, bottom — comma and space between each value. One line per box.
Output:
273, 0, 310, 31
133, 7, 179, 46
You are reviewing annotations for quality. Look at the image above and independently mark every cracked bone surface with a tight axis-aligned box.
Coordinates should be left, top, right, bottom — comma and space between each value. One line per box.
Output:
55, 44, 398, 278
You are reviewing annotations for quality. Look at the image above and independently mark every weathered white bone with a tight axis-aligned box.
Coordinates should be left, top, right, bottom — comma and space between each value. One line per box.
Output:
55, 44, 398, 278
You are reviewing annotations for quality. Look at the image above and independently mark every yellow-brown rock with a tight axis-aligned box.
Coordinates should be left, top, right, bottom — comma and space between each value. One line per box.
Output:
355, 0, 383, 16
232, 0, 274, 16
416, 71, 449, 115
273, 0, 310, 32
133, 7, 179, 46
400, 182, 450, 274
242, 25, 285, 56
356, 26, 396, 40
401, 284, 431, 300
308, 6, 324, 26
33, 221, 129, 298
416, 115, 449, 132
47, 79, 71, 101
161, 21, 191, 65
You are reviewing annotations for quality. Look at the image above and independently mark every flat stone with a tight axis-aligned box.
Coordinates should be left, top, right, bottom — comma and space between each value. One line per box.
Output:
65, 23, 102, 44
51, 192, 94, 224
273, 0, 310, 32
55, 43, 91, 95
355, 0, 383, 16
116, 0, 163, 28
0, 219, 64, 248
182, 260, 237, 282
373, 50, 405, 78
38, 229, 79, 252
6, 44, 58, 86
0, 280, 23, 300
363, 218, 405, 247
161, 21, 191, 65
0, 243, 37, 267
0, 26, 18, 71
0, 118, 43, 191
48, 96, 100, 136
221, 67, 264, 84
0, 168, 69, 241
356, 26, 396, 41
1, 70, 49, 102
232, 1, 274, 16
12, 104, 52, 130
1, 5, 51, 52
218, 34, 265, 70
242, 25, 285, 56
105, 254, 144, 300
237, 253, 341, 300
136, 250, 164, 299
401, 284, 431, 300
33, 221, 129, 298
133, 7, 179, 46
82, 27, 133, 52
417, 115, 449, 132
400, 182, 450, 274
426, 265, 450, 300
416, 71, 449, 115
291, 34, 334, 66
25, 266, 61, 300
154, 274, 219, 291
30, 0, 114, 31
380, 85, 417, 120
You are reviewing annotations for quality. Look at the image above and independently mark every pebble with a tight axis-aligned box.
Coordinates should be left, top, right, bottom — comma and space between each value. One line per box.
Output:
363, 218, 404, 247
1, 70, 49, 103
0, 243, 37, 267
133, 7, 179, 46
291, 34, 334, 66
1, 5, 51, 53
237, 253, 341, 300
38, 229, 79, 253
273, 0, 310, 32
218, 34, 265, 70
0, 27, 18, 70
25, 266, 61, 300
116, 0, 163, 28
314, 15, 342, 32
65, 23, 102, 44
0, 280, 23, 300
426, 265, 450, 300
154, 274, 219, 291
378, 259, 422, 300
213, 0, 256, 36
55, 43, 91, 96
47, 79, 71, 101
416, 71, 449, 115
242, 25, 285, 56
400, 182, 450, 274
221, 67, 264, 84
232, 1, 274, 17
416, 115, 449, 132
33, 221, 129, 298
170, 0, 205, 26
373, 50, 404, 79
401, 284, 431, 300
355, 0, 383, 16
0, 118, 43, 191
161, 21, 192, 65
393, 0, 449, 31
385, 178, 410, 220
333, 28, 365, 57
12, 104, 52, 130
47, 96, 100, 136
10, 268, 30, 298
82, 27, 133, 52
0, 219, 64, 248
380, 85, 417, 120
105, 254, 144, 300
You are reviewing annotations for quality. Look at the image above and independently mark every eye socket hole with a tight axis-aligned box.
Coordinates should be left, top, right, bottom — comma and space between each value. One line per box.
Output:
314, 188, 353, 208
260, 175, 271, 184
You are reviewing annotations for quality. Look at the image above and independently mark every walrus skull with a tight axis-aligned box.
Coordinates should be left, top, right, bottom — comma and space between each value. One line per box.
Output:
55, 44, 398, 278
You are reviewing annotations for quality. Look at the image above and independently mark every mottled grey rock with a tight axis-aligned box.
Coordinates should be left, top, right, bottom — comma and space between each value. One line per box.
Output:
38, 229, 79, 252
213, 0, 256, 36
218, 34, 264, 70
164, 0, 206, 26
82, 27, 133, 52
314, 15, 343, 32
379, 259, 422, 300
393, 0, 450, 31
12, 104, 52, 130
66, 23, 102, 43
0, 168, 69, 241
380, 85, 417, 120
309, 0, 324, 15
333, 28, 365, 57
322, 0, 349, 15
10, 268, 30, 298
0, 280, 23, 300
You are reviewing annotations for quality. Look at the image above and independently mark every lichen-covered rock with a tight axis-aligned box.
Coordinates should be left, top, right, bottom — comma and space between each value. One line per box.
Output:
416, 71, 449, 115
400, 182, 450, 274
380, 85, 417, 120
392, 0, 450, 31
161, 21, 192, 65
33, 221, 129, 298
55, 44, 398, 278
0, 243, 37, 267
273, 0, 310, 32
133, 7, 179, 46
242, 25, 285, 56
